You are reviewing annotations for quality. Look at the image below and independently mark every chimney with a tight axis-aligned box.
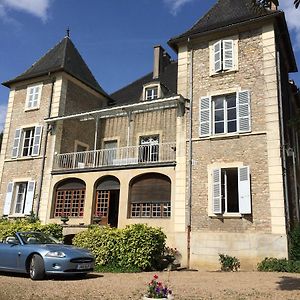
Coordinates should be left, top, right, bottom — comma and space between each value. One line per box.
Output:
153, 45, 171, 79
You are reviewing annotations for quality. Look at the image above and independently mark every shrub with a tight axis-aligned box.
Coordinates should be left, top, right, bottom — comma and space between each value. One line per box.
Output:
257, 257, 300, 273
73, 224, 166, 271
219, 253, 240, 272
0, 219, 63, 240
289, 224, 300, 261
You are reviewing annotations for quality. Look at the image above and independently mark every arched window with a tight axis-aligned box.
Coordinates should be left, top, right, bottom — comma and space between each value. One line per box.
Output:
53, 178, 85, 218
129, 173, 171, 218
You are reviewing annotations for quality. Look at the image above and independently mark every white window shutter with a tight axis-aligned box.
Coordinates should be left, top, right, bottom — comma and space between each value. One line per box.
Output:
32, 126, 43, 156
24, 181, 35, 215
223, 40, 234, 70
199, 97, 211, 137
12, 129, 21, 158
238, 166, 251, 214
238, 91, 251, 132
212, 169, 222, 214
213, 41, 222, 72
3, 182, 14, 215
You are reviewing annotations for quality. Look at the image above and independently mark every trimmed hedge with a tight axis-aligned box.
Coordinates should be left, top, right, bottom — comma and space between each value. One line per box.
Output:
290, 224, 300, 261
73, 224, 166, 271
0, 218, 63, 240
257, 257, 300, 273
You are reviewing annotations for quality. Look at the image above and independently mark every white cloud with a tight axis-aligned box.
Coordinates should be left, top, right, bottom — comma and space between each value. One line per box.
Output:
280, 1, 300, 50
0, 0, 51, 22
0, 105, 7, 132
164, 0, 195, 15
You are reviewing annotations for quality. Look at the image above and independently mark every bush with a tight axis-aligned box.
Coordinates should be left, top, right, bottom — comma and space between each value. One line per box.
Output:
73, 224, 166, 271
0, 218, 63, 240
289, 224, 300, 261
219, 253, 240, 272
257, 257, 300, 273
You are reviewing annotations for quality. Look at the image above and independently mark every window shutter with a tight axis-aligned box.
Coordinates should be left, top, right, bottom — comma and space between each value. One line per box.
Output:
12, 129, 21, 158
32, 126, 43, 156
24, 181, 35, 215
223, 40, 234, 70
199, 97, 211, 137
238, 166, 251, 214
212, 169, 222, 214
238, 91, 251, 132
213, 41, 222, 72
3, 182, 14, 215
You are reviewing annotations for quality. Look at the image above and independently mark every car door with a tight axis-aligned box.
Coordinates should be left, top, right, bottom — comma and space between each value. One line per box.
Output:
0, 237, 22, 271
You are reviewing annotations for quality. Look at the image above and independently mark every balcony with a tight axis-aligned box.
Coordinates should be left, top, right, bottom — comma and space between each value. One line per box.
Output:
53, 142, 176, 171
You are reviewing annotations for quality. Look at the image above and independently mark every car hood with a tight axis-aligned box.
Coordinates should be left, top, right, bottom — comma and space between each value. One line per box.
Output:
32, 244, 94, 257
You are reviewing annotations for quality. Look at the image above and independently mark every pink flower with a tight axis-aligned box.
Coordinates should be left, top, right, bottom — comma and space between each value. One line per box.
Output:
154, 274, 158, 279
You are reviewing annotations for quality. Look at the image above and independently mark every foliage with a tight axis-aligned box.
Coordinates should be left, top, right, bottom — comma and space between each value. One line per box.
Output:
159, 247, 181, 270
219, 254, 240, 272
145, 274, 172, 299
289, 223, 300, 261
257, 257, 300, 272
73, 224, 166, 271
0, 218, 63, 241
295, 0, 300, 9
0, 131, 2, 150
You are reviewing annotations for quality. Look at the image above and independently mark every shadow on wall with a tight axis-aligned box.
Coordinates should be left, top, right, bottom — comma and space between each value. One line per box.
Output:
277, 276, 300, 291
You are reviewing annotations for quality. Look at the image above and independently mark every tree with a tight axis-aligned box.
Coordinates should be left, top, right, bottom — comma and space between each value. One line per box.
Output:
295, 0, 300, 9
0, 131, 2, 150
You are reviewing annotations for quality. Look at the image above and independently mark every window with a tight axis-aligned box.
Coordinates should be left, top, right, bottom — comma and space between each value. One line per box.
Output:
103, 140, 117, 165
139, 135, 159, 162
145, 86, 158, 100
129, 173, 171, 219
212, 167, 251, 215
12, 126, 43, 158
3, 181, 35, 216
26, 84, 42, 110
210, 38, 237, 74
53, 179, 85, 218
199, 91, 250, 137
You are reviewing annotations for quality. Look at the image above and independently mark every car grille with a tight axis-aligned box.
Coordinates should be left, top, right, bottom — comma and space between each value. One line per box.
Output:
70, 257, 94, 263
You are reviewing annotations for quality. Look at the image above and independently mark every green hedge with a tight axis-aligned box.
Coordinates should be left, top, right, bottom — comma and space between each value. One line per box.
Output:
257, 257, 300, 273
73, 224, 166, 271
290, 224, 300, 261
0, 218, 63, 240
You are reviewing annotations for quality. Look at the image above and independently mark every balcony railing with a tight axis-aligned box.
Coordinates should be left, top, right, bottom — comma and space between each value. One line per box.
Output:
53, 142, 176, 171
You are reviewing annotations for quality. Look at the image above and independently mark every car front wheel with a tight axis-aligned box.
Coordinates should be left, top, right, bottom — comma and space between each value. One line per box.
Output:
29, 254, 45, 280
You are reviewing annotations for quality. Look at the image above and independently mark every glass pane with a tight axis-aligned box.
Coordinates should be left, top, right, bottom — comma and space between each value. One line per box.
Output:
226, 95, 236, 108
228, 121, 237, 133
214, 98, 224, 109
215, 122, 224, 134
215, 109, 224, 121
227, 108, 236, 121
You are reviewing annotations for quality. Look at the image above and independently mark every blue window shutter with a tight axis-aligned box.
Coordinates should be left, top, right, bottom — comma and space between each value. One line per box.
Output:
238, 166, 251, 214
212, 169, 222, 214
12, 129, 21, 158
199, 97, 211, 137
24, 181, 35, 215
32, 126, 43, 156
238, 91, 251, 132
3, 182, 14, 215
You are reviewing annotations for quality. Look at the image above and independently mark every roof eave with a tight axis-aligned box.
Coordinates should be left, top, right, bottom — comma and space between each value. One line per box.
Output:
168, 12, 282, 52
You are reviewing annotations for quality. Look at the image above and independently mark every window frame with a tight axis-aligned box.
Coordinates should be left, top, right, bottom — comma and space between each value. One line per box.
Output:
142, 84, 161, 101
25, 83, 43, 111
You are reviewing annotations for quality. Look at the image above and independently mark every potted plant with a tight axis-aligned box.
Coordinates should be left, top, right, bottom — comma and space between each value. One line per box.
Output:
60, 214, 69, 225
143, 274, 174, 299
92, 212, 102, 224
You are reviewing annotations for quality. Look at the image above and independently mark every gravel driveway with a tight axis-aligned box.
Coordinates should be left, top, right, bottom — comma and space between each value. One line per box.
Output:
1, 271, 300, 299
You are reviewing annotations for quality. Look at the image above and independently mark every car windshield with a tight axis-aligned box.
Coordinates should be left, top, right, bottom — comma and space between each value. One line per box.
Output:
19, 232, 60, 245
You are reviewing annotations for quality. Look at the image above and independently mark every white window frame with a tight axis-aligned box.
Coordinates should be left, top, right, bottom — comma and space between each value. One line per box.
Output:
208, 164, 251, 217
3, 180, 35, 217
25, 83, 43, 111
11, 125, 43, 159
209, 36, 238, 76
199, 90, 251, 138
142, 84, 161, 101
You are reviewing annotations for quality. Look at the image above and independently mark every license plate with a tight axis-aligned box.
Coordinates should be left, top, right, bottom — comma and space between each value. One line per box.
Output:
77, 263, 92, 270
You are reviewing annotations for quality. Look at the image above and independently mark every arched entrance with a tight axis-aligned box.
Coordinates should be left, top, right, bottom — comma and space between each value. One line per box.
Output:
94, 176, 120, 227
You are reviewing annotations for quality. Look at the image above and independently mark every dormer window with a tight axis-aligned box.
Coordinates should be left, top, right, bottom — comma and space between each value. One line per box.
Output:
25, 83, 42, 110
145, 86, 159, 100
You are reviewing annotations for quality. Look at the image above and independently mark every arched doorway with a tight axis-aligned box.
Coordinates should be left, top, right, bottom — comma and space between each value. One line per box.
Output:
94, 176, 120, 227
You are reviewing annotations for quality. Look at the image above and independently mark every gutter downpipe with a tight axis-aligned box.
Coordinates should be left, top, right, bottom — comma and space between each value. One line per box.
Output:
187, 37, 193, 269
276, 51, 291, 234
36, 75, 56, 217
93, 116, 99, 166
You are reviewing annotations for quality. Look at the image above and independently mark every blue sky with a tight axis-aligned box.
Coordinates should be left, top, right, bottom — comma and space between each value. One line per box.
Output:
0, 0, 299, 131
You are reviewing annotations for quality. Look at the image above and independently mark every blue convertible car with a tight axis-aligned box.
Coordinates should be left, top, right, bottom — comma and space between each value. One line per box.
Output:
0, 232, 95, 280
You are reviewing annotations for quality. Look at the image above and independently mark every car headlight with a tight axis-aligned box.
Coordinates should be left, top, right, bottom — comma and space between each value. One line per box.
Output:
45, 251, 66, 258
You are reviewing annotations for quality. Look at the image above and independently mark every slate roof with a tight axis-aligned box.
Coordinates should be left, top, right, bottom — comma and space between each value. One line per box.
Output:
168, 0, 280, 49
111, 61, 178, 105
3, 36, 108, 96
